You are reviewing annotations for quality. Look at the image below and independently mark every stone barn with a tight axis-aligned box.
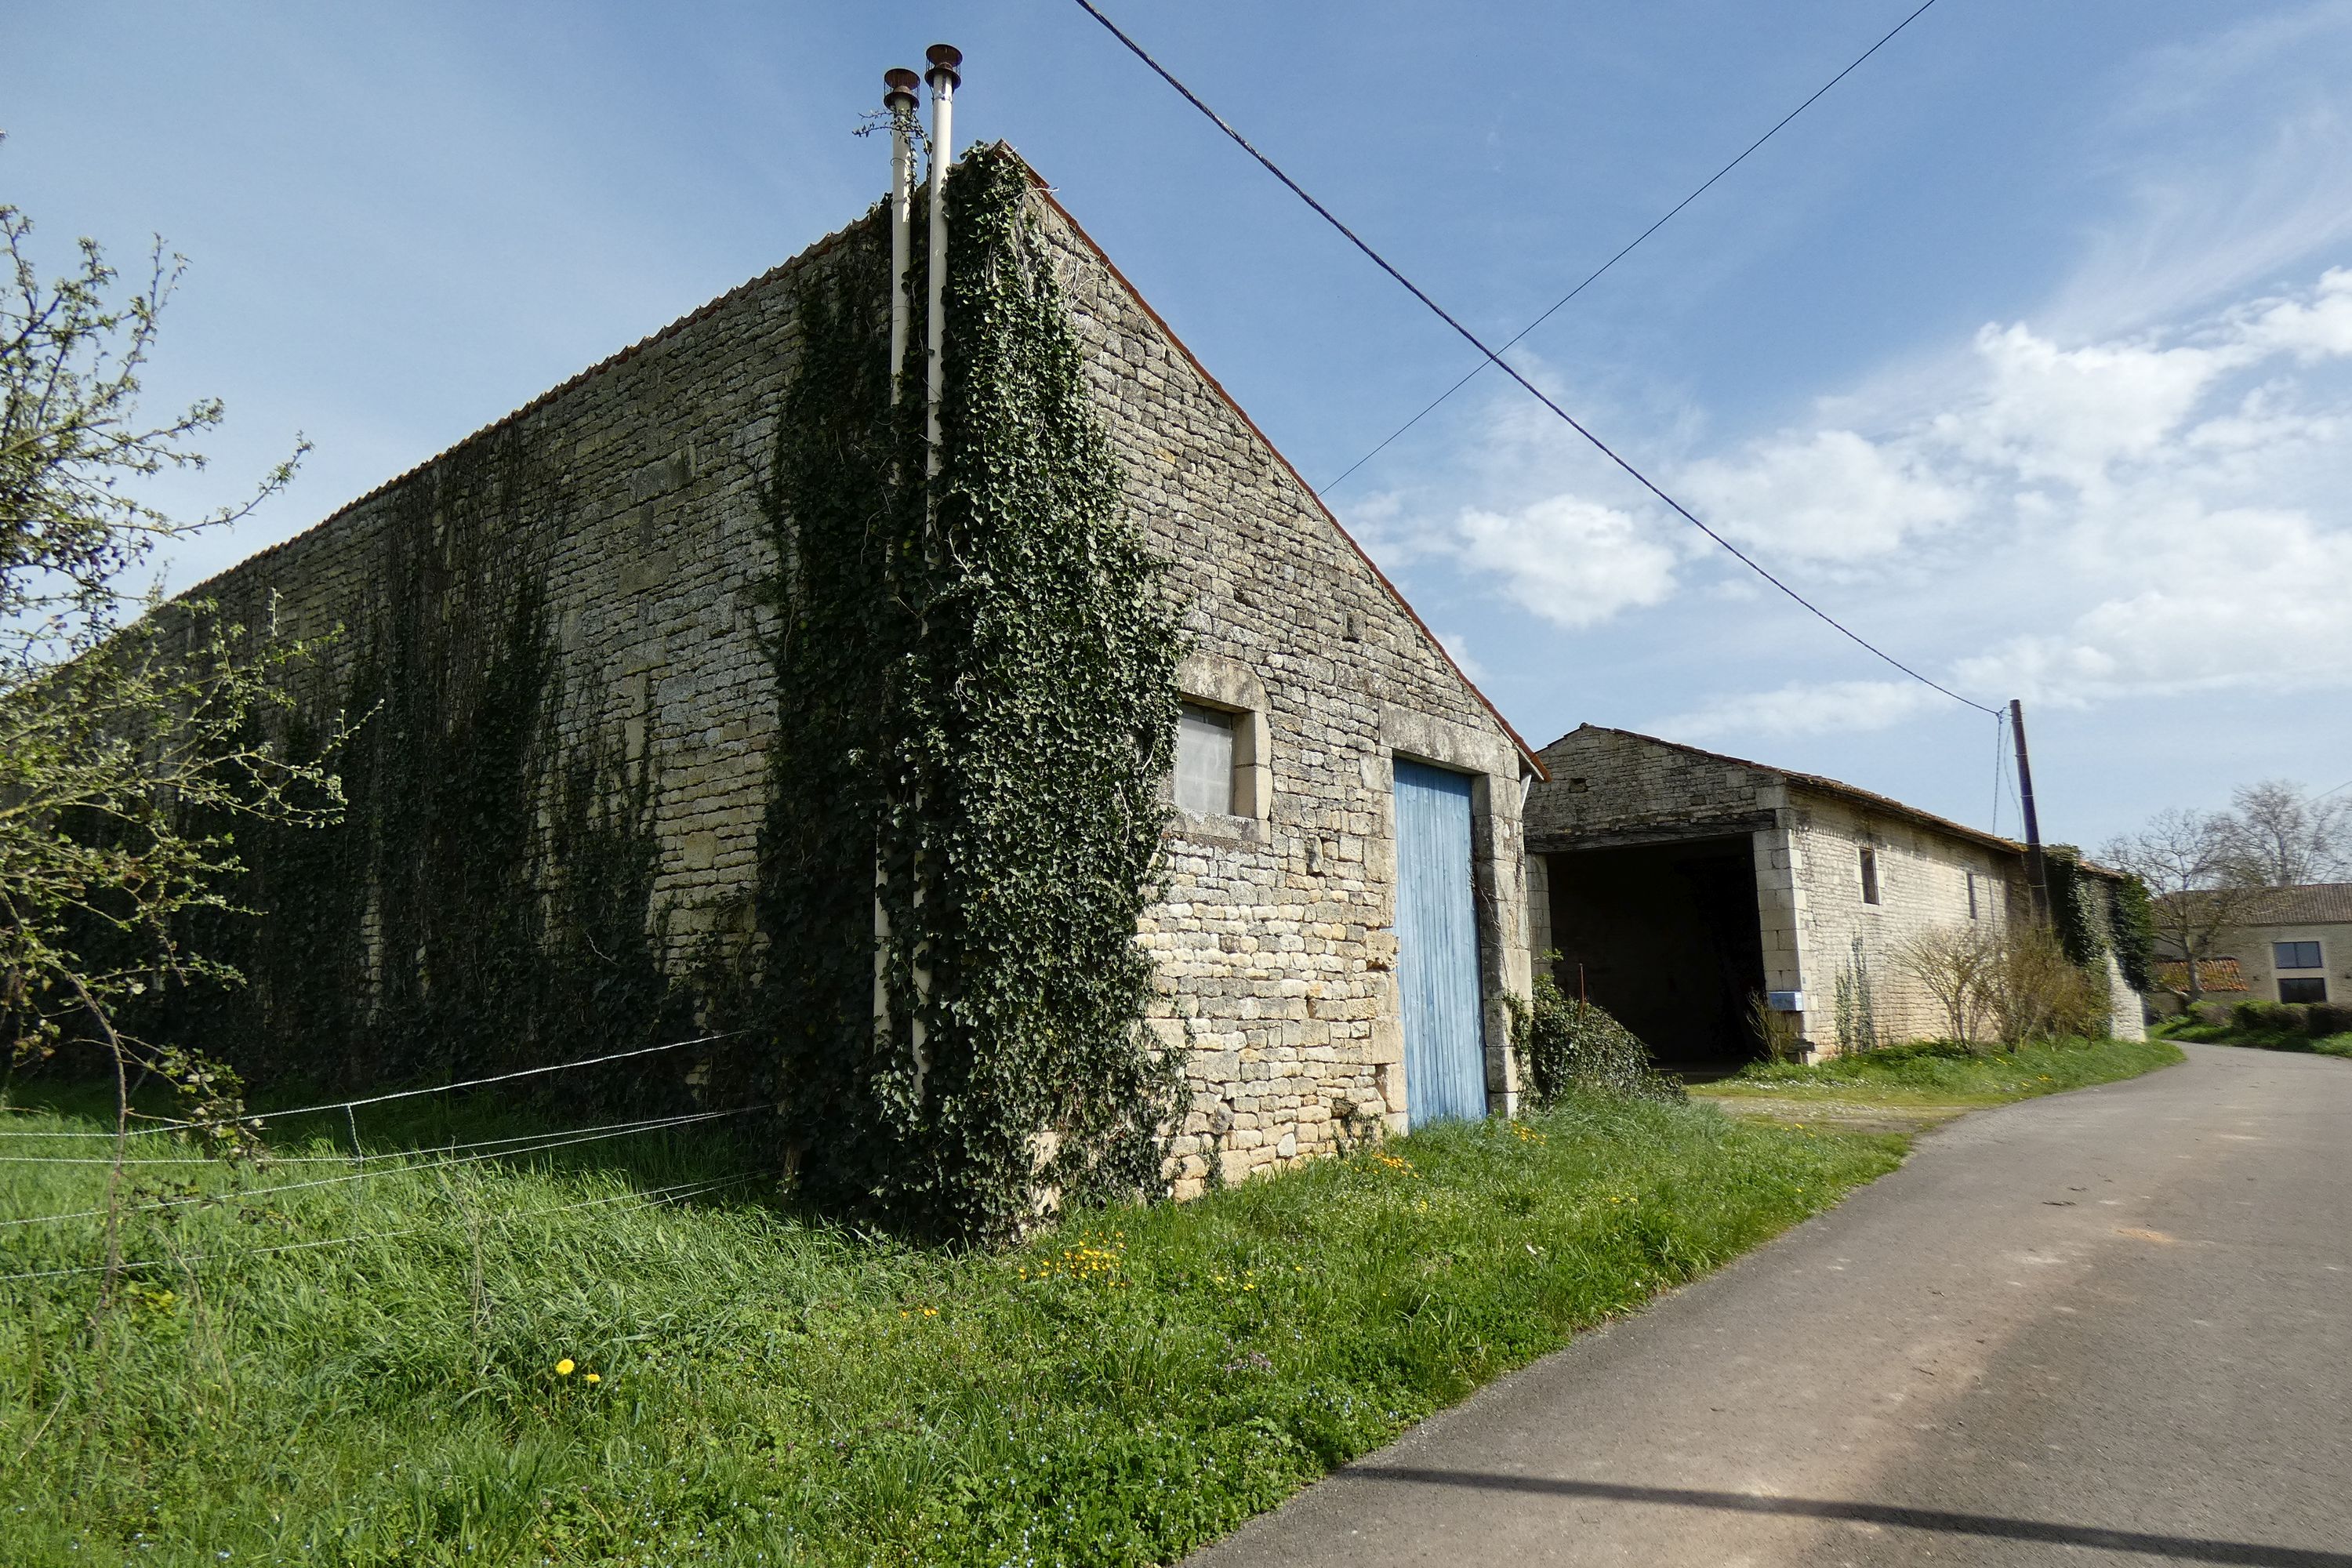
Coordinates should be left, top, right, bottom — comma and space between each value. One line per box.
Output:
1524, 725, 2143, 1069
169, 140, 1539, 1232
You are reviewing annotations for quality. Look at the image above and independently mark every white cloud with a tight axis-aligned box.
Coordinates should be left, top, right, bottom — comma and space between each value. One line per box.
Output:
1450, 494, 1682, 629
1634, 265, 2352, 741
1655, 680, 1941, 742
2247, 266, 2352, 358
1680, 428, 1969, 561
1938, 323, 2239, 490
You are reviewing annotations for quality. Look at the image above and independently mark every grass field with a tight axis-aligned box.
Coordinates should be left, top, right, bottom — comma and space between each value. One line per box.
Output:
1693, 1034, 2186, 1132
0, 1083, 1902, 1567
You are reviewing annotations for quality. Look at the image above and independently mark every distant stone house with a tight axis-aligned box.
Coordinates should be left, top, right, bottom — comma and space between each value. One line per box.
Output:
175, 144, 1539, 1210
1523, 725, 2144, 1067
2156, 884, 2352, 1009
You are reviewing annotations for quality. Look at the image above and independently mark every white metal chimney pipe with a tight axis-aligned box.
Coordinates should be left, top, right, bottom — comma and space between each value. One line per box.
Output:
884, 68, 920, 404
923, 43, 960, 477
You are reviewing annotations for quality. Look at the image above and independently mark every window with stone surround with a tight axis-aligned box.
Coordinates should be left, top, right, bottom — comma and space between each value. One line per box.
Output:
2274, 939, 2323, 971
1172, 654, 1271, 826
1175, 703, 1239, 815
2279, 977, 2328, 1004
1860, 847, 1881, 906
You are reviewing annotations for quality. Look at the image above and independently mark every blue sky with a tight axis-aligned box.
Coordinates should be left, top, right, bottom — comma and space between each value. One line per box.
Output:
8, 0, 2350, 851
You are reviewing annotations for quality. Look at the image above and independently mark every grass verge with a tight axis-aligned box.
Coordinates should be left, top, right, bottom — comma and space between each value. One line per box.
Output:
1693, 1034, 2186, 1133
2151, 1018, 2352, 1060
0, 1087, 1898, 1566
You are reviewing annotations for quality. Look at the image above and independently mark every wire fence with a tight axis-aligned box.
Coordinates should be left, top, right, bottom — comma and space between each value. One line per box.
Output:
0, 1169, 767, 1286
0, 1027, 745, 1142
0, 1105, 764, 1232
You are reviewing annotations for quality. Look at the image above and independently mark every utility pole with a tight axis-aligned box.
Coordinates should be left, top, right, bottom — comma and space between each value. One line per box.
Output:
2010, 698, 2050, 922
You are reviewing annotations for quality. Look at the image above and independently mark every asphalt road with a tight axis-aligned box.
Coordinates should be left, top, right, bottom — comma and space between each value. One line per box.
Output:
1189, 1044, 2352, 1567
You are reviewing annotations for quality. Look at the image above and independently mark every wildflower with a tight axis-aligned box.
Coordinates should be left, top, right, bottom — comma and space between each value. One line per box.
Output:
584, 1373, 601, 1386
556, 1359, 575, 1377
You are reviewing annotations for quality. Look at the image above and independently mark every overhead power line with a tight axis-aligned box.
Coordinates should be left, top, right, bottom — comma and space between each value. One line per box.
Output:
1070, 0, 1999, 719
1319, 0, 1942, 497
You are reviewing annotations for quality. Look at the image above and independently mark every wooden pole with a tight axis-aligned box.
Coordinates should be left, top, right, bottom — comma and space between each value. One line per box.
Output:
2011, 699, 2051, 922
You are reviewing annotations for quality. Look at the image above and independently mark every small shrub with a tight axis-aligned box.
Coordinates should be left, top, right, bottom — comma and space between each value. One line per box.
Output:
1894, 924, 2001, 1046
2303, 1001, 2352, 1037
2189, 1000, 2234, 1029
1991, 924, 2107, 1046
2232, 1000, 2309, 1036
1744, 992, 1806, 1064
1508, 972, 1687, 1107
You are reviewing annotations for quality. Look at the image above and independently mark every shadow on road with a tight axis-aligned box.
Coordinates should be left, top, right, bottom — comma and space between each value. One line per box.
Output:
1348, 1467, 2352, 1566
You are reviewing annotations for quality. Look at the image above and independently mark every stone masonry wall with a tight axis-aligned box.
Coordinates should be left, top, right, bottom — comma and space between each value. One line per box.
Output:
1786, 791, 2020, 1051
180, 154, 1532, 1195
1034, 191, 1532, 1195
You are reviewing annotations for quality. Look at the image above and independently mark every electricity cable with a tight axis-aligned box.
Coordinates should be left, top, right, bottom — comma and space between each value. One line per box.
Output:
0, 1171, 764, 1286
1070, 0, 1999, 718
0, 1029, 744, 1140
1319, 0, 1942, 498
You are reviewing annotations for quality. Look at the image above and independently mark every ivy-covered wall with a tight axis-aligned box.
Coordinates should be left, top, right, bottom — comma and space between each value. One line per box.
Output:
168, 144, 1538, 1225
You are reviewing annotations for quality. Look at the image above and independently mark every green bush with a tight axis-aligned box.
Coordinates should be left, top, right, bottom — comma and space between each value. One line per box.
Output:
2233, 1000, 2310, 1035
2304, 1001, 2352, 1036
1507, 974, 1687, 1107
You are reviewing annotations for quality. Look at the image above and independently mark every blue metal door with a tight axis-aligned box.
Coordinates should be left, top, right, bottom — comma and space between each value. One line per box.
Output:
1393, 758, 1486, 1127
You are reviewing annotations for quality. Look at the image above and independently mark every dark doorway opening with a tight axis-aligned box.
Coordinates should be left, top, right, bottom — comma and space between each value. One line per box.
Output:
1544, 836, 1767, 1074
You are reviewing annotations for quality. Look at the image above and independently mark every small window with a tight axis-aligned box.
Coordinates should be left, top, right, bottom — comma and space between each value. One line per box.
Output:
1965, 869, 1978, 920
1174, 702, 1238, 816
1859, 848, 1881, 906
2274, 940, 2323, 971
2280, 977, 2328, 1004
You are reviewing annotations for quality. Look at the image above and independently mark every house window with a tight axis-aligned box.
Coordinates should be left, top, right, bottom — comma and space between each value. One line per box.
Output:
1966, 869, 1978, 920
2279, 977, 2328, 1004
1175, 702, 1239, 816
1859, 848, 1881, 906
2274, 940, 2323, 971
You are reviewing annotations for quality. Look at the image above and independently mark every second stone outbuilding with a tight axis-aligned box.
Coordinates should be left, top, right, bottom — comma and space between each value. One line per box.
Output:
1523, 725, 2145, 1069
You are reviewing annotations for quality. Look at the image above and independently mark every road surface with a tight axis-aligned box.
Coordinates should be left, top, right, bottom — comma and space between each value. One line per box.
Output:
1189, 1043, 2352, 1566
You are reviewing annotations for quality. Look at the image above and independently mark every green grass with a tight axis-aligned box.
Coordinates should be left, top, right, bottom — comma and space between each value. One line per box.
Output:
0, 1086, 1901, 1566
1699, 1034, 2186, 1111
2152, 1017, 2352, 1060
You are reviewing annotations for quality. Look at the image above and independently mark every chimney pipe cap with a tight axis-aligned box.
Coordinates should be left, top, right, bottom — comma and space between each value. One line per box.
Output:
884, 67, 920, 93
924, 43, 962, 86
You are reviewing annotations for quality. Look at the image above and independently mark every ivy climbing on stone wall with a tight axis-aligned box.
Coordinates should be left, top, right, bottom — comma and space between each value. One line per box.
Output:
140, 432, 702, 1112
762, 147, 1187, 1243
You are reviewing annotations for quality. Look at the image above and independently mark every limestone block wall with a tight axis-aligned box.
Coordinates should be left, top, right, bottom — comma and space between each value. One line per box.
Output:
1784, 791, 2020, 1050
1036, 192, 1533, 1193
1525, 727, 1774, 852
176, 155, 1534, 1193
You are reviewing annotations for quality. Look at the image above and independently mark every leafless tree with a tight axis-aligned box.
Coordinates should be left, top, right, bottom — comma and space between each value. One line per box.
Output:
2100, 809, 2262, 1008
1895, 923, 2002, 1046
2220, 779, 2351, 887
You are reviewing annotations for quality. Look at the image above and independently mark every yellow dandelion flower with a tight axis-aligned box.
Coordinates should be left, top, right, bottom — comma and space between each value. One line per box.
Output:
584, 1372, 601, 1385
556, 1359, 575, 1377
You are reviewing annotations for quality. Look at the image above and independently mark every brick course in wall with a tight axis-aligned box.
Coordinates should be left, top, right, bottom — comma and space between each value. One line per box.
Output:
176, 151, 1538, 1193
